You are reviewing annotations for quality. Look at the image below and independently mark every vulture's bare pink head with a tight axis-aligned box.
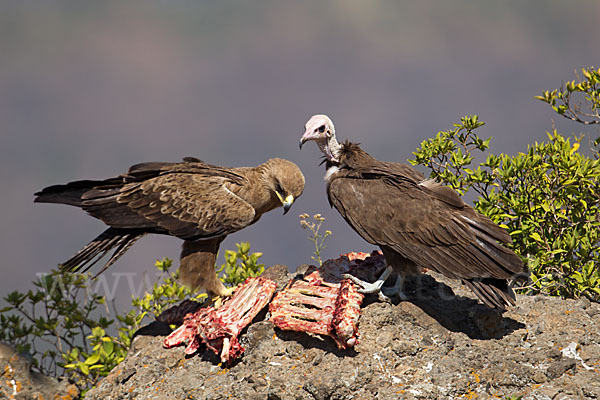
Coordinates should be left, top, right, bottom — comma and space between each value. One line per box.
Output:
300, 114, 340, 162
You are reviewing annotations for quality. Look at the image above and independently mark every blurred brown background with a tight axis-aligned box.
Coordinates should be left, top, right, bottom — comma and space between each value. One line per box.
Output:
1, 1, 599, 307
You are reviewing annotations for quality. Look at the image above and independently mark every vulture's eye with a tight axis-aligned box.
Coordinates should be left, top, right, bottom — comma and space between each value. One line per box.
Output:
318, 125, 326, 133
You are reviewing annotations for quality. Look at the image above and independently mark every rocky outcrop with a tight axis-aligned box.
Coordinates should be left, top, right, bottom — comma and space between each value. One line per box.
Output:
86, 263, 600, 400
0, 343, 79, 400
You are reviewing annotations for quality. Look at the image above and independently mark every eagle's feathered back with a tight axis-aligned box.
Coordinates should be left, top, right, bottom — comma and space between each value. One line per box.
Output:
34, 159, 254, 275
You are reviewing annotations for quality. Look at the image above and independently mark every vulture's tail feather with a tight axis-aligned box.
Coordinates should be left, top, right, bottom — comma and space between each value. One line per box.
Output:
459, 215, 525, 277
458, 215, 525, 309
61, 228, 144, 277
461, 278, 516, 310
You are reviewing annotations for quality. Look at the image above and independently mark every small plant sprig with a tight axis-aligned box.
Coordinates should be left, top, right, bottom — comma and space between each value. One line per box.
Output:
0, 269, 119, 393
299, 213, 332, 266
217, 242, 265, 286
535, 66, 600, 157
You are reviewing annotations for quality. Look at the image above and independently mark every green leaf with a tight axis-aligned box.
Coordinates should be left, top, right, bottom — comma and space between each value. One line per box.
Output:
84, 352, 101, 365
530, 232, 543, 242
102, 340, 114, 356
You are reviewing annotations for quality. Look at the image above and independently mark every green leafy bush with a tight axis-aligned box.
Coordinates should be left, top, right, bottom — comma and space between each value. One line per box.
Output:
0, 243, 264, 395
410, 69, 600, 301
0, 271, 112, 379
131, 257, 204, 320
60, 258, 207, 391
409, 115, 490, 196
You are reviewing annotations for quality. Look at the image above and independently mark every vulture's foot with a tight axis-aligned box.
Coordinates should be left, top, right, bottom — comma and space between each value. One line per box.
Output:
342, 265, 403, 303
380, 275, 408, 302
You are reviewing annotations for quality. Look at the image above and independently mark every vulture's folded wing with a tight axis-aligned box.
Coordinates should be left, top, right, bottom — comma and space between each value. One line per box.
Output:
327, 174, 522, 280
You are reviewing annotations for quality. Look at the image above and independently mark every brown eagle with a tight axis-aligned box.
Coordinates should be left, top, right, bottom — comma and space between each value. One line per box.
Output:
35, 157, 305, 297
300, 114, 525, 310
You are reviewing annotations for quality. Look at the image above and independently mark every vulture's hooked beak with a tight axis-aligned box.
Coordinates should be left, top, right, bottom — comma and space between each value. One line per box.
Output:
277, 193, 295, 214
299, 129, 321, 150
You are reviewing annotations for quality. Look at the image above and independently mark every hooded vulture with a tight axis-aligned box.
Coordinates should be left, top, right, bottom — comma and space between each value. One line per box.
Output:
300, 114, 526, 310
35, 157, 305, 297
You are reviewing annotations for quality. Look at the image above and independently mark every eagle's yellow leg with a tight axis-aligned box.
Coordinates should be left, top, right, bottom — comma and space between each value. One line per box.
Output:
179, 237, 236, 306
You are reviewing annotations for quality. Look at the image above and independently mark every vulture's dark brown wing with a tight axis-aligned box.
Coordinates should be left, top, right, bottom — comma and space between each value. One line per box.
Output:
327, 171, 523, 281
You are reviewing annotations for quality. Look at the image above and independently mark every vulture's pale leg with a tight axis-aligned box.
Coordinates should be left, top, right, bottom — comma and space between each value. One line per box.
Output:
179, 237, 234, 300
343, 265, 395, 302
380, 274, 408, 301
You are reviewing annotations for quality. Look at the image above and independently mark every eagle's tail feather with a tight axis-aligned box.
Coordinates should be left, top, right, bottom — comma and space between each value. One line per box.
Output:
34, 179, 122, 207
61, 228, 144, 276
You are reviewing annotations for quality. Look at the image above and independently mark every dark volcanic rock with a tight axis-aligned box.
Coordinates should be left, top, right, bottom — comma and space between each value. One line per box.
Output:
86, 264, 600, 400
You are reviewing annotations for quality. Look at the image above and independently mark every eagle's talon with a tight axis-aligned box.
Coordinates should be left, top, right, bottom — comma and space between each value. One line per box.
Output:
211, 286, 237, 309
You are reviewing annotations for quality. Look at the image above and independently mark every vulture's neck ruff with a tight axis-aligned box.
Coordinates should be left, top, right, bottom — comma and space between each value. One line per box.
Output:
324, 164, 340, 182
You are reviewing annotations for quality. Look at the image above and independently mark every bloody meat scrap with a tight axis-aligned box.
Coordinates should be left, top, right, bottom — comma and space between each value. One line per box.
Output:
163, 277, 277, 363
269, 251, 385, 349
157, 299, 204, 326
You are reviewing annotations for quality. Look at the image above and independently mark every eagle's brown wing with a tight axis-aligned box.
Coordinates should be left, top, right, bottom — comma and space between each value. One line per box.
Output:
80, 165, 256, 240
327, 170, 522, 281
35, 159, 260, 277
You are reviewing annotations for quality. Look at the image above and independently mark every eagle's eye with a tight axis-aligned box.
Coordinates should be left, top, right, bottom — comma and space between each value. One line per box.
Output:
318, 125, 326, 133
275, 181, 284, 195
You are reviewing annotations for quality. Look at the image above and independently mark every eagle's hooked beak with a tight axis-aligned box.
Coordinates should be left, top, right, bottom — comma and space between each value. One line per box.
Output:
276, 192, 295, 214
